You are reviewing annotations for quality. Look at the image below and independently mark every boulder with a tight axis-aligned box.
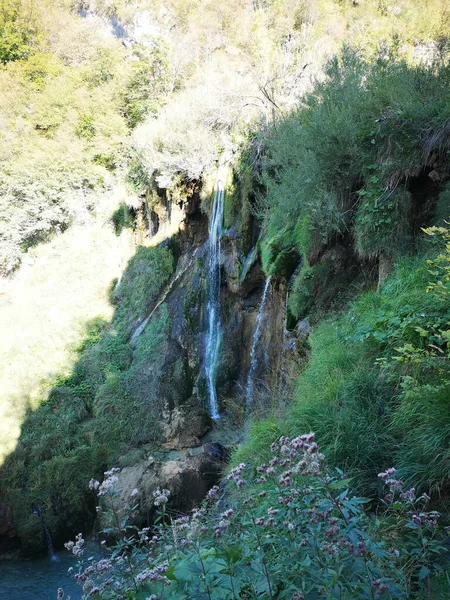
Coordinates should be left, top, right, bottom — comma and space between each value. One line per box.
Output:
162, 397, 211, 449
109, 443, 227, 527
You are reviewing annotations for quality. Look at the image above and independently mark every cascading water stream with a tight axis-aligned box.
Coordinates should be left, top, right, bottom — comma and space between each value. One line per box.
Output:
33, 508, 58, 562
204, 161, 227, 420
245, 276, 272, 412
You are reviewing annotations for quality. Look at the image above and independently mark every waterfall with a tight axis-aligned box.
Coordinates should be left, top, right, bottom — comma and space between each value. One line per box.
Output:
245, 276, 272, 412
33, 508, 58, 561
43, 523, 57, 562
277, 291, 289, 392
204, 161, 227, 420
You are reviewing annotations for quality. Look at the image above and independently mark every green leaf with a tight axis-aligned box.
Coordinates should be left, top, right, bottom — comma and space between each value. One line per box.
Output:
328, 478, 352, 490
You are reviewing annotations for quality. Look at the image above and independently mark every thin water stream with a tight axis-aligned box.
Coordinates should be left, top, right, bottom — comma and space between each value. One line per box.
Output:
204, 159, 228, 421
246, 276, 272, 412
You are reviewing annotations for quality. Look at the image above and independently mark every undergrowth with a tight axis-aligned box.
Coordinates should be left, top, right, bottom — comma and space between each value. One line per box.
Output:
236, 228, 450, 499
0, 246, 174, 554
63, 434, 450, 599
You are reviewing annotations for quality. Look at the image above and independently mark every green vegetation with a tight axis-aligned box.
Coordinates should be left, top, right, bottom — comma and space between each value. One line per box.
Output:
120, 39, 174, 128
1, 245, 174, 554
67, 436, 450, 599
236, 230, 450, 499
0, 0, 42, 64
113, 246, 174, 333
3, 2, 450, 590
229, 4, 450, 503
0, 5, 131, 276
253, 49, 450, 285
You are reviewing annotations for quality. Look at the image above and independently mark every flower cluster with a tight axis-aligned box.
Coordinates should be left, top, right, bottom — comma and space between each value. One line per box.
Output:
98, 468, 121, 497
89, 468, 121, 498
207, 485, 220, 500
65, 434, 449, 600
153, 487, 170, 507
213, 509, 233, 538
135, 562, 169, 585
226, 462, 247, 488
64, 533, 85, 557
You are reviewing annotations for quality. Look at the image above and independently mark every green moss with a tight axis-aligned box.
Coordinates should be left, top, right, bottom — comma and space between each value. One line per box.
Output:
223, 175, 239, 230
113, 245, 174, 334
112, 204, 135, 236
288, 264, 315, 320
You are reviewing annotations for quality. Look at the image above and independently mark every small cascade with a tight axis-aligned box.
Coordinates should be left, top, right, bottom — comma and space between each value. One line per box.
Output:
33, 508, 58, 562
245, 276, 272, 412
204, 160, 228, 420
43, 524, 57, 562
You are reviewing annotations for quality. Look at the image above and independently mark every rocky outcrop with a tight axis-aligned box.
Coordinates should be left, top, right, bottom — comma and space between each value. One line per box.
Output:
161, 398, 211, 449
110, 443, 227, 527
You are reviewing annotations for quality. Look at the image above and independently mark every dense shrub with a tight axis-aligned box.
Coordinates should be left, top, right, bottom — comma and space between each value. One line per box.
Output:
0, 0, 41, 64
253, 48, 450, 275
238, 230, 450, 497
63, 434, 450, 599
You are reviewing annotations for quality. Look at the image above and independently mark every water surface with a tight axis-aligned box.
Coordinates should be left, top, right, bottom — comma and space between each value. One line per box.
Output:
0, 543, 102, 600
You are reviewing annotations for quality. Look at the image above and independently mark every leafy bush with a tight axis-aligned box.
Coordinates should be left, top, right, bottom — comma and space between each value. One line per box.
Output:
63, 434, 449, 599
0, 0, 40, 64
112, 204, 135, 235
253, 47, 450, 275
120, 39, 174, 128
354, 187, 412, 258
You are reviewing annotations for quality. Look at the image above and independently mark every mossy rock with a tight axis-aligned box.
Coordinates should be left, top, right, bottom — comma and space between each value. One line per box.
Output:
261, 230, 301, 281
271, 247, 301, 281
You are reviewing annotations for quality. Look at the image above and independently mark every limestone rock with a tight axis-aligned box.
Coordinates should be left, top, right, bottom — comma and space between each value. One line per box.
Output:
111, 444, 227, 527
162, 397, 211, 449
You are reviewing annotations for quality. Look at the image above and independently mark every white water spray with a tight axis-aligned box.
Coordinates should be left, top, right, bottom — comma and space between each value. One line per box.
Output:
33, 508, 58, 562
204, 161, 227, 420
245, 276, 272, 411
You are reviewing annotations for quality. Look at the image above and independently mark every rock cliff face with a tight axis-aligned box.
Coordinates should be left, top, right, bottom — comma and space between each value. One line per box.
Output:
93, 173, 299, 527
0, 169, 301, 556
130, 186, 295, 443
